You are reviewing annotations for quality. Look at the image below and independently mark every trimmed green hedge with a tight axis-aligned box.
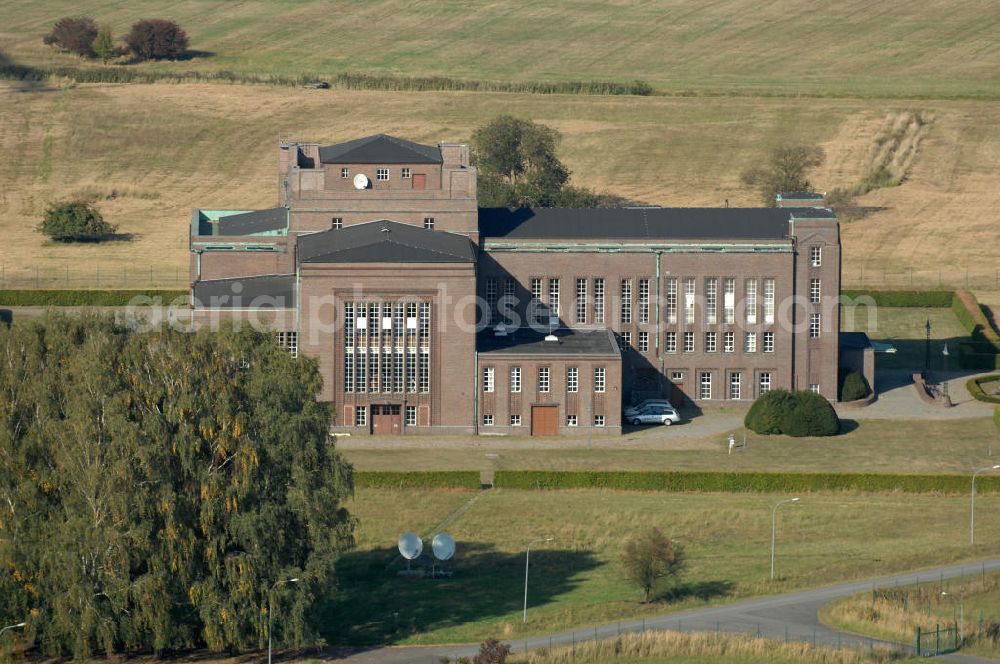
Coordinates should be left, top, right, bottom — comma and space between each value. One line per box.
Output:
966, 375, 1000, 404
841, 290, 953, 307
354, 471, 481, 489
951, 291, 1000, 369
0, 289, 187, 306
994, 406, 1000, 433
493, 471, 1000, 494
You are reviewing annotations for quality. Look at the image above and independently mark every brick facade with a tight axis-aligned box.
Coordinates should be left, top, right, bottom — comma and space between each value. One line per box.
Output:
189, 133, 843, 435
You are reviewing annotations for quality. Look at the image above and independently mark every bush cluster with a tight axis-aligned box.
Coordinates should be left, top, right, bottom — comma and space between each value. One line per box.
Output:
839, 370, 870, 402
841, 290, 953, 307
126, 19, 189, 60
744, 389, 840, 437
0, 290, 186, 307
492, 471, 1000, 494
37, 200, 118, 241
995, 406, 1000, 432
354, 471, 481, 489
43, 16, 98, 57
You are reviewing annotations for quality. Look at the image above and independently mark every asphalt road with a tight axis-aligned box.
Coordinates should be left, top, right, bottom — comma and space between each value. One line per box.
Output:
323, 558, 1000, 663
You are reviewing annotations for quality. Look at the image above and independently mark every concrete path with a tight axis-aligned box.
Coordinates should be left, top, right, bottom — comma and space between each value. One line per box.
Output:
321, 558, 1000, 663
842, 369, 996, 421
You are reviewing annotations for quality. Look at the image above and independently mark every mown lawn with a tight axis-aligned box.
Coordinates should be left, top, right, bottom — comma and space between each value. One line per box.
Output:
340, 417, 1000, 475
323, 488, 1000, 645
2, 0, 997, 98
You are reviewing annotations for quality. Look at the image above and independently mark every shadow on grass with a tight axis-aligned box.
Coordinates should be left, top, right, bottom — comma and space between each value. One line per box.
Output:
662, 579, 735, 602
318, 543, 600, 645
838, 419, 860, 435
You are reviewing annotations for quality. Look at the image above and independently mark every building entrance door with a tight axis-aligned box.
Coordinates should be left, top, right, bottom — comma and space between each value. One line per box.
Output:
412, 173, 426, 190
530, 405, 558, 436
372, 404, 402, 435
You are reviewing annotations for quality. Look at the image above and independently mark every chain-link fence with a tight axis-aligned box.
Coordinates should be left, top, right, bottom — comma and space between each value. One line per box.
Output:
0, 264, 188, 290
844, 267, 1000, 291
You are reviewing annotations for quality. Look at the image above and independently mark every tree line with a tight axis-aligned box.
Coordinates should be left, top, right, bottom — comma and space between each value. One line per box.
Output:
0, 315, 354, 657
44, 17, 189, 63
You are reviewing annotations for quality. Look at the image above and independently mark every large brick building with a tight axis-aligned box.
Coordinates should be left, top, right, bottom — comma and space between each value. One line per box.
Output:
189, 134, 843, 436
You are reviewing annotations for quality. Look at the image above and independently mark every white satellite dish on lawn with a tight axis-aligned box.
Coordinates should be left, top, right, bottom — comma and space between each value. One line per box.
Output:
431, 532, 456, 561
398, 532, 423, 560
353, 173, 370, 190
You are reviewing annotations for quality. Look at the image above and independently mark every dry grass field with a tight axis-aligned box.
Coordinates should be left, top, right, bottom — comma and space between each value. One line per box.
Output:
1, 0, 997, 98
1, 81, 998, 290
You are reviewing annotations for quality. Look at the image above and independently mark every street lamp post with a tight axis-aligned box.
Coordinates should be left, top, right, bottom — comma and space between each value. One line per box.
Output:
523, 537, 553, 623
971, 465, 1000, 544
771, 498, 800, 580
268, 578, 299, 664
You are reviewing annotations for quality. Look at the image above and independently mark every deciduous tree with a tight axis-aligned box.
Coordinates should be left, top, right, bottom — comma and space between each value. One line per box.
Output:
741, 145, 825, 207
127, 19, 189, 61
38, 200, 118, 241
0, 316, 354, 657
621, 527, 685, 603
43, 17, 98, 57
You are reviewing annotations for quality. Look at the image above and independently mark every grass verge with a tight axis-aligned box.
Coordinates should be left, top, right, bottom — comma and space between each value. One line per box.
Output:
324, 487, 1000, 645
820, 571, 1000, 658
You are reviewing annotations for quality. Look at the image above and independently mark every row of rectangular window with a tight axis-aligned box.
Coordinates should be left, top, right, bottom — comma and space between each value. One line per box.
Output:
340, 167, 414, 180
484, 276, 814, 327
331, 216, 434, 230
483, 414, 606, 427
483, 366, 606, 393
659, 330, 776, 353
353, 404, 420, 427
694, 370, 773, 400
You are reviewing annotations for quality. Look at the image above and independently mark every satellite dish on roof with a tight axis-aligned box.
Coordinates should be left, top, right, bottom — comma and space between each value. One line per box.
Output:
398, 532, 423, 560
353, 173, 370, 190
432, 533, 456, 561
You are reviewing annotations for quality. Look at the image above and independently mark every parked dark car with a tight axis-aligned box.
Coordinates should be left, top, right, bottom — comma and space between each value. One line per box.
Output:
303, 81, 330, 89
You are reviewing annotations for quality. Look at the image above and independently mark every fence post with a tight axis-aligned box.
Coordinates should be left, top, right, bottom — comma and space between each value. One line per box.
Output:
916, 626, 921, 656
936, 624, 940, 654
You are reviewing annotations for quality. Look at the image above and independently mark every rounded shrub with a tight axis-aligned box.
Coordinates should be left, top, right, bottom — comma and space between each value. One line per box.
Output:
839, 370, 870, 402
745, 389, 839, 437
38, 200, 118, 241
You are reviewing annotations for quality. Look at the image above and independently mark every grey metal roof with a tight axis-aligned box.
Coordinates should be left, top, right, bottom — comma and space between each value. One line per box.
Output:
478, 207, 809, 241
478, 327, 620, 357
216, 208, 288, 235
193, 274, 296, 308
318, 134, 442, 164
788, 207, 837, 219
779, 191, 825, 199
298, 220, 476, 264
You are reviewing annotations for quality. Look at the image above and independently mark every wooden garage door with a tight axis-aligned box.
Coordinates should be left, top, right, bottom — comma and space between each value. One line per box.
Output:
530, 405, 558, 437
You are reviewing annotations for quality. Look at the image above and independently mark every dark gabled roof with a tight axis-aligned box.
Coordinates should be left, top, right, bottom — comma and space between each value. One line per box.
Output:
298, 220, 476, 264
318, 134, 442, 164
478, 207, 805, 241
478, 327, 620, 357
216, 208, 288, 235
193, 274, 296, 308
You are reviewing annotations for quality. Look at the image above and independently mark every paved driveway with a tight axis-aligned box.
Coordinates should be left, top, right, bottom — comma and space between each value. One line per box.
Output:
323, 558, 1000, 663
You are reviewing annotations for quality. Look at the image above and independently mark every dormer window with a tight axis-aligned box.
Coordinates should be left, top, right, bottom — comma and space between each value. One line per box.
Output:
402, 167, 412, 179
376, 168, 389, 181
341, 167, 349, 178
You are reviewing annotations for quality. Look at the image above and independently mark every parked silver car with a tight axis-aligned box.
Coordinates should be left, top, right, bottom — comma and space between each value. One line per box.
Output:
624, 399, 674, 418
627, 405, 681, 426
